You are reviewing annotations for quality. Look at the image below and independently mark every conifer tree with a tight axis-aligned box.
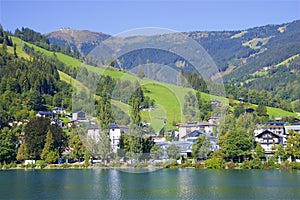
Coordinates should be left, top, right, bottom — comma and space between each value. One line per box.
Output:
16, 143, 29, 161
41, 130, 59, 163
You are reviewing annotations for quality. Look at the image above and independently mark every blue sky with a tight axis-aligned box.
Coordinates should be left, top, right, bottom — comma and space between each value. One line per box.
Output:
0, 0, 299, 34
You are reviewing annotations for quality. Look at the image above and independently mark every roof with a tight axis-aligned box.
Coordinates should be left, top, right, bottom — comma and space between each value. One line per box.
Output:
73, 110, 86, 114
88, 125, 99, 130
262, 121, 287, 126
37, 111, 54, 116
258, 125, 284, 129
255, 130, 282, 138
109, 123, 128, 130
181, 130, 206, 139
170, 141, 193, 152
177, 121, 215, 127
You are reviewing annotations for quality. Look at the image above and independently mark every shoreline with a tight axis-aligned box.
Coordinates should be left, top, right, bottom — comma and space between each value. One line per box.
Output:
1, 161, 300, 171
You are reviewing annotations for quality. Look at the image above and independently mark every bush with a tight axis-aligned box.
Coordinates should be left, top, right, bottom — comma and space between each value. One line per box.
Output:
266, 157, 279, 169
280, 161, 291, 170
241, 160, 251, 169
180, 162, 193, 168
133, 161, 148, 168
290, 162, 300, 170
72, 164, 83, 168
36, 160, 47, 169
205, 158, 225, 169
250, 158, 263, 169
26, 163, 36, 169
163, 160, 178, 168
194, 162, 205, 169
3, 161, 10, 169
226, 162, 236, 169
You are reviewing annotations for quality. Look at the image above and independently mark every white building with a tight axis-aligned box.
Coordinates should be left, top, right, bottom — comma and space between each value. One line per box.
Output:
109, 123, 129, 152
177, 121, 216, 141
87, 126, 100, 143
284, 125, 300, 135
254, 125, 287, 146
255, 130, 283, 155
72, 111, 86, 121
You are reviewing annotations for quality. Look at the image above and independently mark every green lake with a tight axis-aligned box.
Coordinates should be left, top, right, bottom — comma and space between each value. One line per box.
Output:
1, 169, 300, 199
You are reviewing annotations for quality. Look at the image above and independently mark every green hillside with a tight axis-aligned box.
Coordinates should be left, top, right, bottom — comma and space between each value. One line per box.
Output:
10, 36, 299, 132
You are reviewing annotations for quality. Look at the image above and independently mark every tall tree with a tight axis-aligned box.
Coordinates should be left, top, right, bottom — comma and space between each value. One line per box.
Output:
166, 144, 181, 160
130, 97, 141, 126
286, 129, 300, 161
69, 135, 85, 161
16, 143, 29, 162
150, 145, 163, 160
24, 118, 67, 160
273, 144, 287, 161
220, 128, 254, 162
0, 127, 17, 163
192, 134, 211, 160
254, 143, 265, 159
97, 131, 112, 165
98, 95, 113, 131
41, 130, 59, 163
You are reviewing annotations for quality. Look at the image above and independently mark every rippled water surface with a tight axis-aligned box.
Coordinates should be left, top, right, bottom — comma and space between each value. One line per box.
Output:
1, 169, 300, 199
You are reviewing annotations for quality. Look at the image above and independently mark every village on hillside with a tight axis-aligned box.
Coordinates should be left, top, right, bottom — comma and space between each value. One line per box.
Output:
12, 105, 300, 166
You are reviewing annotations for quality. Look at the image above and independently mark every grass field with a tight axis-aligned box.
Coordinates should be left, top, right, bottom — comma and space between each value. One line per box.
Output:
12, 37, 300, 131
276, 54, 300, 67
242, 37, 271, 50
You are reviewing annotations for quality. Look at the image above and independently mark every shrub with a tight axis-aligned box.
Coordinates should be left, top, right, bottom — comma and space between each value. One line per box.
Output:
194, 162, 205, 169
241, 160, 251, 169
280, 161, 291, 170
250, 158, 263, 169
26, 163, 36, 169
290, 162, 300, 170
266, 157, 279, 169
180, 162, 193, 168
133, 161, 148, 168
227, 162, 235, 169
163, 160, 178, 168
205, 158, 225, 169
36, 160, 47, 169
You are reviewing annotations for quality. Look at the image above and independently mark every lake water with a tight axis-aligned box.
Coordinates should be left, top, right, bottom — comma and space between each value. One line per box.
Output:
1, 169, 300, 199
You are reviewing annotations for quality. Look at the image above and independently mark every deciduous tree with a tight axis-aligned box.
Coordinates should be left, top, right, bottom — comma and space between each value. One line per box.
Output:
192, 134, 211, 160
166, 144, 180, 160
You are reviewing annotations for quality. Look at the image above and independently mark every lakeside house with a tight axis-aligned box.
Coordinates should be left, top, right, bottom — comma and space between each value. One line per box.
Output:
72, 111, 87, 121
177, 121, 216, 141
255, 130, 283, 155
52, 107, 66, 115
87, 125, 101, 143
109, 123, 129, 152
86, 123, 130, 153
254, 123, 300, 156
284, 125, 300, 135
36, 111, 55, 118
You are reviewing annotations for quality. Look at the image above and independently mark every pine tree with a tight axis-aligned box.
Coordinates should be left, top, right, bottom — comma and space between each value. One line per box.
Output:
130, 97, 141, 126
69, 135, 85, 161
0, 127, 17, 163
254, 143, 265, 159
98, 95, 113, 131
286, 129, 300, 161
98, 130, 112, 165
41, 130, 59, 163
16, 143, 29, 161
